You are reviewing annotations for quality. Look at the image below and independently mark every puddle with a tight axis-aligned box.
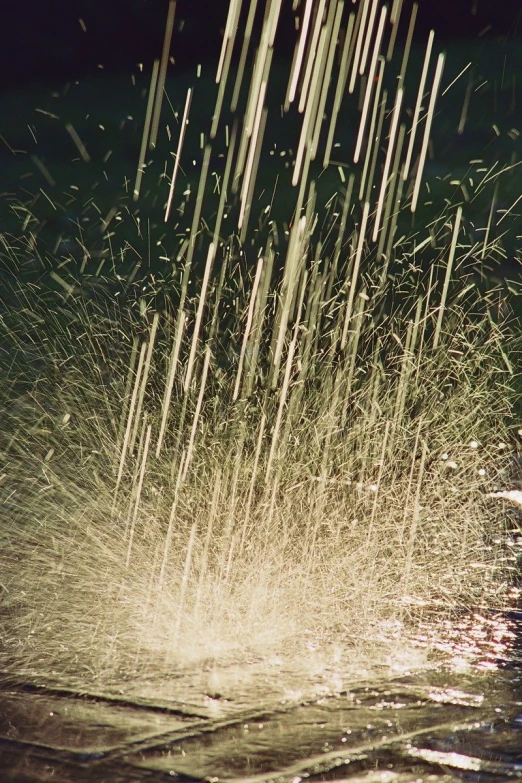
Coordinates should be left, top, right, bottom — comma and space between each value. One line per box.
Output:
0, 690, 201, 755
0, 609, 521, 781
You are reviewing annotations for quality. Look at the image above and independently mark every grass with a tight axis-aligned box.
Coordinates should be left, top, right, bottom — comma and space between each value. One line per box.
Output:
0, 0, 521, 684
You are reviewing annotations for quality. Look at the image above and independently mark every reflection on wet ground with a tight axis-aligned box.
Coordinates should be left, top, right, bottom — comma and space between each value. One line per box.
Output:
0, 609, 521, 782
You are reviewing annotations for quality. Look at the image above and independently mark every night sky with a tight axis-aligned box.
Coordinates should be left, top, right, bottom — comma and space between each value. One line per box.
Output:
1, 0, 521, 89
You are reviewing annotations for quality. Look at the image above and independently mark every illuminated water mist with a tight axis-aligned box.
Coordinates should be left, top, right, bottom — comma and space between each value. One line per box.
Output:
0, 0, 520, 683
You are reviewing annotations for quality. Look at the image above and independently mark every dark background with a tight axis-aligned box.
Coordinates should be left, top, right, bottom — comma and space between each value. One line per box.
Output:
1, 0, 521, 89
1, 0, 521, 284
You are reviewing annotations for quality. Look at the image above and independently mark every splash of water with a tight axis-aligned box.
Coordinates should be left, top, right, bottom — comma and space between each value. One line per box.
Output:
0, 0, 520, 684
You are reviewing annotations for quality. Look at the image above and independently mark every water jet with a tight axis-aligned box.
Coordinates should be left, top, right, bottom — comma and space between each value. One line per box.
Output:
0, 0, 520, 698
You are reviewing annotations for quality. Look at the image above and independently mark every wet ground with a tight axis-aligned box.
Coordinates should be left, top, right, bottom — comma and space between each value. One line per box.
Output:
1, 610, 521, 782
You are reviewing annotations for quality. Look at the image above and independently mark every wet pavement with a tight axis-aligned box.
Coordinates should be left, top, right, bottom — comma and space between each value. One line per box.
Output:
1, 613, 521, 782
